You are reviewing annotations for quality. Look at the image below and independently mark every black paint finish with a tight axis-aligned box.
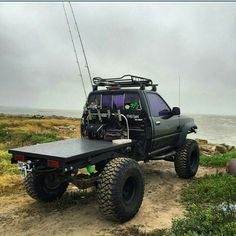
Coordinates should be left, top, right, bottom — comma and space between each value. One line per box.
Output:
9, 138, 130, 163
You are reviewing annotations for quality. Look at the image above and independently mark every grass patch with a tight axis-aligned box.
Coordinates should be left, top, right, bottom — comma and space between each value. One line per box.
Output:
181, 173, 236, 206
0, 163, 18, 176
200, 149, 236, 167
0, 130, 58, 149
0, 150, 18, 175
0, 175, 23, 195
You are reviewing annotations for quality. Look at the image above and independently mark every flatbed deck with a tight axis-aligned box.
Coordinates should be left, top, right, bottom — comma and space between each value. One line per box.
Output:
9, 138, 131, 163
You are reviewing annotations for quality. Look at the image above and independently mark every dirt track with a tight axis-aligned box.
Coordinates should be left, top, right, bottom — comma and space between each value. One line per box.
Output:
0, 161, 221, 236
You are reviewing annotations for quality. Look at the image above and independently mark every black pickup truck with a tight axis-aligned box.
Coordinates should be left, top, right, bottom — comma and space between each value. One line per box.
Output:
9, 75, 199, 222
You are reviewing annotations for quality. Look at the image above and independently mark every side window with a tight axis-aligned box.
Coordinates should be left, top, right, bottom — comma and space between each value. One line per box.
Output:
88, 94, 101, 107
147, 93, 170, 117
124, 93, 142, 110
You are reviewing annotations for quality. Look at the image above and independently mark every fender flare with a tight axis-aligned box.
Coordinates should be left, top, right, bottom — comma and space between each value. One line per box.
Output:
177, 122, 197, 147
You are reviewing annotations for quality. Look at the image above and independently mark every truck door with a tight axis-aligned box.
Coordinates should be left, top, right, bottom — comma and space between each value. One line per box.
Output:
145, 92, 180, 151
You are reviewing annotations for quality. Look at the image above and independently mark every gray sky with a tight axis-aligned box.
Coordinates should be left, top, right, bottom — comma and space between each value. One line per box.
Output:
0, 2, 236, 115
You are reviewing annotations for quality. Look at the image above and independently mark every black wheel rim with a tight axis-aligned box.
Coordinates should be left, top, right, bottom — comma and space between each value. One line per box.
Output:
44, 174, 62, 190
190, 148, 198, 171
122, 177, 137, 205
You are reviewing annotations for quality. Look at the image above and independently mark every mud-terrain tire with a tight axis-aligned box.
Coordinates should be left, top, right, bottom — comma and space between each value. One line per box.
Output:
174, 139, 200, 179
24, 172, 68, 202
97, 157, 144, 222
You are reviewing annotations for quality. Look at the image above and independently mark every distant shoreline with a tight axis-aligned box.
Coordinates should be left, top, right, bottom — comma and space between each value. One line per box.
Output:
0, 106, 83, 118
0, 105, 236, 118
0, 113, 80, 120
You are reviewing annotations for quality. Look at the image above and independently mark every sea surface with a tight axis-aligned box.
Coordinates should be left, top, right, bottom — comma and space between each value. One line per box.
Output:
0, 106, 235, 146
188, 114, 236, 146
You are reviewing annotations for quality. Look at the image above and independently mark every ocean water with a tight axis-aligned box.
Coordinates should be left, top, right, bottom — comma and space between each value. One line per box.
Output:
0, 106, 235, 146
188, 114, 236, 146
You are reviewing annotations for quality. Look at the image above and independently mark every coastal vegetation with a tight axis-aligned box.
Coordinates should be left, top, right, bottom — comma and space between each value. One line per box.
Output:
200, 150, 236, 167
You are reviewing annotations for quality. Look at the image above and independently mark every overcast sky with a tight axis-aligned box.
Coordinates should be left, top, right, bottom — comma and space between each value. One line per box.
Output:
0, 2, 235, 115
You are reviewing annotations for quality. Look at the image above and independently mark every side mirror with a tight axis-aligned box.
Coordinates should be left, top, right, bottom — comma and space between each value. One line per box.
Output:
172, 107, 180, 115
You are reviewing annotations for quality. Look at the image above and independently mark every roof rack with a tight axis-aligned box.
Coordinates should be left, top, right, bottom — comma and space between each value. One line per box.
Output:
92, 74, 158, 91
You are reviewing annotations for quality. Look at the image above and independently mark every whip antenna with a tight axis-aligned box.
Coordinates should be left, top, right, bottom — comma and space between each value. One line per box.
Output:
62, 2, 87, 98
69, 2, 93, 87
178, 74, 181, 109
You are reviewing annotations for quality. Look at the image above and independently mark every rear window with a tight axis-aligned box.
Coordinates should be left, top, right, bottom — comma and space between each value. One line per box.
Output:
88, 93, 141, 110
124, 94, 141, 110
113, 95, 124, 109
102, 95, 112, 109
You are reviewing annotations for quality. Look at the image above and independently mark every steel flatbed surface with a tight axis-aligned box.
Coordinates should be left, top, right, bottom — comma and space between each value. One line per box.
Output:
9, 138, 130, 163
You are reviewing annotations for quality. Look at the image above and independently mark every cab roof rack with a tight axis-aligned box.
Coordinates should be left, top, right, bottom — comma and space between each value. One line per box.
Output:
93, 74, 158, 91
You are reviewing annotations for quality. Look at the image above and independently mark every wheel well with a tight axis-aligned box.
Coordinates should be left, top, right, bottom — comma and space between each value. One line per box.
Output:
177, 124, 197, 147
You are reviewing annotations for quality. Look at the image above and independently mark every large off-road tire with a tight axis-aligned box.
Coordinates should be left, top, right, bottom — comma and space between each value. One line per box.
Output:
97, 157, 144, 222
174, 139, 200, 179
24, 172, 68, 202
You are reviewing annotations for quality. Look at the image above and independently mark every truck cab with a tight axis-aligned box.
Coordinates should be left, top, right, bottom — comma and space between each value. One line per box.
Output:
81, 75, 196, 161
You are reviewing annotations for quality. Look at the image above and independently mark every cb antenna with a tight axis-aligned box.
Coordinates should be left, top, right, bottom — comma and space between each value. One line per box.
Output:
178, 73, 181, 109
69, 2, 93, 87
62, 2, 87, 98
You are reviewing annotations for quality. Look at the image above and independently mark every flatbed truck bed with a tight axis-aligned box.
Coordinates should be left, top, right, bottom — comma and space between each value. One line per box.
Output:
9, 138, 132, 168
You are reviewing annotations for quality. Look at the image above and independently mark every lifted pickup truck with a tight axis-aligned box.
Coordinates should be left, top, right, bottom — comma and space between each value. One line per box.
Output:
9, 75, 199, 222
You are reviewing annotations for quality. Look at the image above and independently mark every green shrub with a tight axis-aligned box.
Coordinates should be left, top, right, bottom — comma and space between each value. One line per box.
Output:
0, 131, 58, 148
170, 204, 236, 236
0, 122, 9, 129
0, 163, 19, 175
181, 174, 236, 206
200, 150, 236, 167
0, 150, 18, 175
0, 130, 8, 139
30, 133, 57, 144
0, 143, 7, 151
0, 150, 11, 162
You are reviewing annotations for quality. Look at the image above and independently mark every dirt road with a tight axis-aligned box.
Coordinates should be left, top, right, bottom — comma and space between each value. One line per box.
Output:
0, 161, 221, 236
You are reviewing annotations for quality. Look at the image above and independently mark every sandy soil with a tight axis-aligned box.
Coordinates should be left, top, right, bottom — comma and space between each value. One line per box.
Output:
0, 161, 223, 236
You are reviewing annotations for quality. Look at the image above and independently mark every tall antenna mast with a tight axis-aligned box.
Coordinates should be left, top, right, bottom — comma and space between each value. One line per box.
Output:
62, 2, 87, 98
69, 2, 93, 87
178, 73, 181, 108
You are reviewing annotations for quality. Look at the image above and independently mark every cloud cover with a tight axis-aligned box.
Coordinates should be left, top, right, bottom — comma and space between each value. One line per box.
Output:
0, 2, 235, 115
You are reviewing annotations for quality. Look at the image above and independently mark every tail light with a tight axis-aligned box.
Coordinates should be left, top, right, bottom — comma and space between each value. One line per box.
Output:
15, 154, 25, 162
47, 160, 62, 168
